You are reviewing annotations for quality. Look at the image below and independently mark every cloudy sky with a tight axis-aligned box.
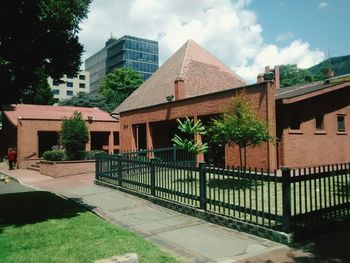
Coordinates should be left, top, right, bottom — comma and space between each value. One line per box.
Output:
78, 0, 350, 84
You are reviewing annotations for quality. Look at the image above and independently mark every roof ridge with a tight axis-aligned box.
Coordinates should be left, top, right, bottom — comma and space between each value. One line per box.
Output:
179, 40, 192, 78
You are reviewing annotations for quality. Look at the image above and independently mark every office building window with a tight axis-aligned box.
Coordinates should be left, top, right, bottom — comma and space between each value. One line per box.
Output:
289, 114, 301, 130
79, 83, 86, 89
66, 82, 73, 88
315, 115, 325, 131
337, 115, 346, 132
79, 75, 86, 80
66, 90, 73, 96
52, 89, 60, 95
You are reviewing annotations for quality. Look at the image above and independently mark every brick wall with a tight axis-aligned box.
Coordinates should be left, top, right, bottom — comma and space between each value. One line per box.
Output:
277, 87, 350, 167
40, 160, 95, 177
120, 82, 277, 170
17, 119, 118, 168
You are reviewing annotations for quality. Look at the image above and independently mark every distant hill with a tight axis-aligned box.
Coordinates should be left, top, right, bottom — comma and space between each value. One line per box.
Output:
308, 55, 350, 77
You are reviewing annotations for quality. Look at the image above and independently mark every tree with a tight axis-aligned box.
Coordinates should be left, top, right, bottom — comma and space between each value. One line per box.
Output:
22, 68, 56, 105
279, 64, 312, 88
0, 0, 92, 106
312, 66, 329, 81
99, 68, 143, 108
59, 92, 115, 112
172, 117, 208, 155
209, 94, 272, 167
60, 111, 89, 160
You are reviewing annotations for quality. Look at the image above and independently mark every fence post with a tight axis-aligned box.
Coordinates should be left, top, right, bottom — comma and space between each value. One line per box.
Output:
282, 167, 291, 233
117, 154, 123, 187
95, 154, 100, 179
173, 145, 177, 162
150, 157, 156, 196
199, 161, 207, 210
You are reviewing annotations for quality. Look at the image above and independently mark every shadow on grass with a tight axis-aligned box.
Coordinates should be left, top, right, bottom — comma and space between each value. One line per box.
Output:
207, 178, 260, 190
0, 190, 92, 233
288, 220, 350, 263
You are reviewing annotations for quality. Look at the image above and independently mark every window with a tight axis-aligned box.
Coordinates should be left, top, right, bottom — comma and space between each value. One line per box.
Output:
337, 115, 346, 133
315, 115, 325, 131
66, 82, 73, 88
53, 81, 60, 86
66, 75, 74, 79
289, 114, 301, 130
79, 83, 86, 89
79, 75, 86, 80
52, 89, 60, 95
66, 90, 73, 96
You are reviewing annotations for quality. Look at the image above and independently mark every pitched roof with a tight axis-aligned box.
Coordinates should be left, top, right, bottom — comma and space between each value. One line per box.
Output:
275, 79, 350, 103
4, 104, 117, 126
114, 39, 246, 114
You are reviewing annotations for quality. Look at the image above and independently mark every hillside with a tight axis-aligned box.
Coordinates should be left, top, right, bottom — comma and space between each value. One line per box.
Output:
308, 55, 350, 77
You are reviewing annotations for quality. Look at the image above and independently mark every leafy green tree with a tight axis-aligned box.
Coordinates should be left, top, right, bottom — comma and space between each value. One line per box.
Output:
99, 68, 143, 108
209, 94, 272, 167
60, 111, 89, 160
0, 0, 92, 106
21, 69, 55, 105
172, 117, 208, 155
59, 92, 115, 112
279, 64, 312, 88
312, 66, 329, 81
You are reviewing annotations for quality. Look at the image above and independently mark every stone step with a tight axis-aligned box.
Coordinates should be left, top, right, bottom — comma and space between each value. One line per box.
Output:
31, 164, 40, 168
28, 166, 40, 172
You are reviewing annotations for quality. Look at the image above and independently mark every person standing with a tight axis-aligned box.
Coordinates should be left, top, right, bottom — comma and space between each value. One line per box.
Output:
7, 148, 15, 170
13, 147, 17, 169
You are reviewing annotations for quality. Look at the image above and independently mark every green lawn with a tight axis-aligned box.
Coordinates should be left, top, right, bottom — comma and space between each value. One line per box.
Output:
0, 190, 181, 263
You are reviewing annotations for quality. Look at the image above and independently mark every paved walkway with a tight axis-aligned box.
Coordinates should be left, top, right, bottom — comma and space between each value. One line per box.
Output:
0, 164, 309, 263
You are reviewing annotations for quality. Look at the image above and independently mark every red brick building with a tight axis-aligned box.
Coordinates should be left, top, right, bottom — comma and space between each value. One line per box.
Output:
113, 40, 277, 170
0, 104, 119, 168
276, 76, 350, 168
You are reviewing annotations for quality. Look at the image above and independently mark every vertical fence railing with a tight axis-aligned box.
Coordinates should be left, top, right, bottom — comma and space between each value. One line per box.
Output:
96, 152, 350, 233
289, 163, 350, 230
205, 164, 283, 230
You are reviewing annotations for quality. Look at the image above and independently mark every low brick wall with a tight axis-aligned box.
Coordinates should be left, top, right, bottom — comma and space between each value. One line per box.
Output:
40, 160, 95, 177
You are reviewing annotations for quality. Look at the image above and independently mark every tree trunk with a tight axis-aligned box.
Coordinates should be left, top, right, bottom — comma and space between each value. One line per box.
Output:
239, 147, 243, 168
243, 146, 247, 168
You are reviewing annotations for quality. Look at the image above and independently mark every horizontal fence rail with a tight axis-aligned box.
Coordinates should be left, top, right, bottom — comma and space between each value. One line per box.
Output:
95, 149, 350, 235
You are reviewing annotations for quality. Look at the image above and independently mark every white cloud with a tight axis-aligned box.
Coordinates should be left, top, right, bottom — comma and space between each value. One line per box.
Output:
236, 40, 324, 82
318, 2, 328, 8
276, 31, 295, 42
78, 0, 324, 84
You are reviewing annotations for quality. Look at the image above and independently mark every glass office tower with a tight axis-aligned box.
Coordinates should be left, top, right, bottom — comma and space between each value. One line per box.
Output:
85, 35, 159, 92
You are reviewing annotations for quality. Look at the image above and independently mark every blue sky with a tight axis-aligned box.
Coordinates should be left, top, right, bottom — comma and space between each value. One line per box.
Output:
250, 0, 350, 57
79, 0, 350, 83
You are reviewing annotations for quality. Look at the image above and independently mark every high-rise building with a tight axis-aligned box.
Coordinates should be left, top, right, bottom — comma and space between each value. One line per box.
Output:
47, 70, 90, 101
85, 35, 159, 93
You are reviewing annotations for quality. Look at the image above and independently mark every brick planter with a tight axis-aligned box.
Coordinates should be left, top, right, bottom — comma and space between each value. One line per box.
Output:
40, 160, 95, 177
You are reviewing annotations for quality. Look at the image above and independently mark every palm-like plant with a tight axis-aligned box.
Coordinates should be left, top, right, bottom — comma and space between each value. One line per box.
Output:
172, 117, 208, 155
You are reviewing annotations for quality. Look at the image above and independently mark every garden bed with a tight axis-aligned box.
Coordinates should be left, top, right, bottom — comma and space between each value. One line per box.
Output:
40, 160, 95, 177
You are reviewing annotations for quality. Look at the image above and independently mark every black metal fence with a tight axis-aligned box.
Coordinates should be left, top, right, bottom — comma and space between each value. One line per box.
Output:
95, 152, 350, 234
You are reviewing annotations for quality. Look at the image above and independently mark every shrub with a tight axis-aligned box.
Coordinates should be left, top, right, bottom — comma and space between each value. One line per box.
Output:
42, 150, 65, 161
85, 150, 106, 160
60, 111, 89, 160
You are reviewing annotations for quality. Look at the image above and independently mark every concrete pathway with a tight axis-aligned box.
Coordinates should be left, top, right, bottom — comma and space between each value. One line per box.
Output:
0, 165, 309, 263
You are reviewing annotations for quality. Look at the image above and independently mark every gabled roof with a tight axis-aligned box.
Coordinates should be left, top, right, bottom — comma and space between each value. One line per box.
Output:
114, 39, 246, 114
4, 104, 117, 126
275, 79, 350, 104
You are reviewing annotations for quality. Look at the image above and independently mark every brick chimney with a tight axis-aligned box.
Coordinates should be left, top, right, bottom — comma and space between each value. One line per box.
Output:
174, 77, 185, 100
274, 65, 280, 89
257, 73, 264, 83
